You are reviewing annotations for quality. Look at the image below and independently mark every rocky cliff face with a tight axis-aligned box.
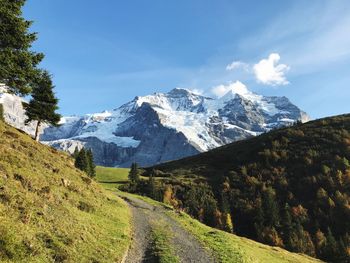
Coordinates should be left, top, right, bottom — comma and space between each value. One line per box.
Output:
40, 87, 309, 167
0, 85, 40, 137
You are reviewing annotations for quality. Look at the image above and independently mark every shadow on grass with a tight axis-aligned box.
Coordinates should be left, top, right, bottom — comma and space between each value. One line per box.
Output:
97, 180, 128, 184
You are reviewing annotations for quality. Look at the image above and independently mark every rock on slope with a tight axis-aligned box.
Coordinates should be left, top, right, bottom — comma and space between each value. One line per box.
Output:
41, 87, 309, 167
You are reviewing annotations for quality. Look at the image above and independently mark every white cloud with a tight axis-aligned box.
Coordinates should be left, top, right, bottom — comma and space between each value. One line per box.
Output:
226, 61, 249, 71
239, 2, 350, 76
253, 53, 290, 86
211, 81, 249, 97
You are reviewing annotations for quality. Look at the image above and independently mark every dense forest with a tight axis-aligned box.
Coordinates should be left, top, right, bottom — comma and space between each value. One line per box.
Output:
128, 114, 350, 262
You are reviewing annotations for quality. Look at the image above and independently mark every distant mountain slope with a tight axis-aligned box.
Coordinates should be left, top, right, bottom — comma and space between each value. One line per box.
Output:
0, 120, 130, 262
144, 114, 350, 262
40, 87, 309, 167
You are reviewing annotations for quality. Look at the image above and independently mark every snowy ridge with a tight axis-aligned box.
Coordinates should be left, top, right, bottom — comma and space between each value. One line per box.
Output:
41, 87, 309, 167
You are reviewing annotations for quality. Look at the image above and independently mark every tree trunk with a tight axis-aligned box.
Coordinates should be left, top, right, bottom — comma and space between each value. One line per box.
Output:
34, 120, 41, 141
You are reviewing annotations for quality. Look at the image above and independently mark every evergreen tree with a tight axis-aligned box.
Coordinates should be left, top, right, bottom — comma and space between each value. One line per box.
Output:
72, 146, 80, 159
128, 162, 140, 183
24, 71, 61, 141
148, 170, 156, 198
323, 228, 338, 260
254, 197, 265, 240
220, 177, 231, 213
337, 237, 348, 261
202, 194, 218, 227
0, 104, 4, 121
73, 148, 96, 178
86, 149, 96, 178
281, 203, 293, 250
262, 187, 279, 226
0, 0, 44, 95
75, 148, 88, 173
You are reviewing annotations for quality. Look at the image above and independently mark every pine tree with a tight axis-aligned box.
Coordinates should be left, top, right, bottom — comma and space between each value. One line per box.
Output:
128, 162, 140, 183
254, 197, 265, 240
337, 237, 347, 262
147, 170, 156, 198
73, 148, 96, 177
24, 71, 61, 141
0, 0, 44, 95
72, 146, 80, 159
0, 104, 4, 121
75, 148, 88, 173
262, 187, 279, 226
86, 149, 96, 178
220, 177, 231, 213
323, 228, 338, 260
281, 203, 293, 250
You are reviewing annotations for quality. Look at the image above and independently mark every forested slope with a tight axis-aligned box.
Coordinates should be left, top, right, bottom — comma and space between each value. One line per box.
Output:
142, 114, 350, 262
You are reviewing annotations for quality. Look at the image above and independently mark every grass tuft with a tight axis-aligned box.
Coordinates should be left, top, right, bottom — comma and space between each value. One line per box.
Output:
150, 223, 179, 263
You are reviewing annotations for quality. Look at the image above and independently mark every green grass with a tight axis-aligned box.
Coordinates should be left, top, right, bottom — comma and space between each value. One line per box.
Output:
96, 166, 130, 190
0, 121, 131, 262
96, 166, 151, 191
169, 211, 322, 263
150, 222, 179, 263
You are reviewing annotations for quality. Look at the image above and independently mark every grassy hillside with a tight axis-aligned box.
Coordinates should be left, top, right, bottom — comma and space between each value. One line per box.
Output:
0, 120, 131, 262
98, 167, 322, 263
140, 114, 350, 262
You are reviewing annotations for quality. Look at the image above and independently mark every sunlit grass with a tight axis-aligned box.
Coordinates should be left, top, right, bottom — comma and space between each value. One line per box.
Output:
96, 166, 130, 190
0, 121, 131, 262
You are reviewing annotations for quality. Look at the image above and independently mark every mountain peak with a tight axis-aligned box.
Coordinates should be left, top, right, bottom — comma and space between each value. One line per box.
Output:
34, 87, 309, 167
167, 88, 197, 97
218, 83, 255, 104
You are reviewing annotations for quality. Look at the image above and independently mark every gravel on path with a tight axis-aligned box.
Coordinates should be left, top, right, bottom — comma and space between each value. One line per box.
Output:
121, 195, 215, 263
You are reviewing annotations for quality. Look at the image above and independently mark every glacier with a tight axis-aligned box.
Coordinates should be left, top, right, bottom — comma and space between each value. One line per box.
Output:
0, 86, 309, 167
41, 87, 309, 167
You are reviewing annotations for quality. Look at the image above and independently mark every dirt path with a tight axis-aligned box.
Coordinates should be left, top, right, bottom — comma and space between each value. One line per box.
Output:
121, 195, 215, 263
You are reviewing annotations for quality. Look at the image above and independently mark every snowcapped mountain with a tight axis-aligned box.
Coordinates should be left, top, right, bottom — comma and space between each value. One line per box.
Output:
41, 87, 309, 167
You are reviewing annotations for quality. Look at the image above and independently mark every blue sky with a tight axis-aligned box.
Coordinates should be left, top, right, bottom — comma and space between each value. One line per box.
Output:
24, 0, 350, 119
